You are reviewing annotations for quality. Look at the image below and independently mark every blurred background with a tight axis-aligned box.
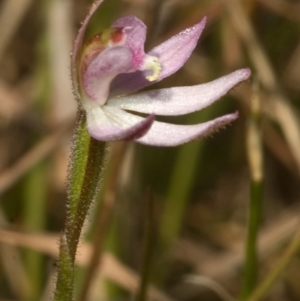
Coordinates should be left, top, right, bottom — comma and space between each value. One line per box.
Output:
0, 0, 300, 300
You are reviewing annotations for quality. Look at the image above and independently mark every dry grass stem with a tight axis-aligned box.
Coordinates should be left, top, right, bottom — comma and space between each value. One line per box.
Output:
47, 0, 76, 123
247, 79, 263, 182
0, 0, 34, 60
0, 210, 31, 299
262, 120, 299, 178
0, 119, 74, 195
247, 227, 300, 301
235, 87, 300, 178
174, 207, 300, 280
1, 208, 299, 300
0, 78, 34, 123
0, 230, 175, 301
184, 275, 235, 301
39, 270, 57, 301
284, 38, 300, 90
257, 0, 300, 22
222, 0, 300, 176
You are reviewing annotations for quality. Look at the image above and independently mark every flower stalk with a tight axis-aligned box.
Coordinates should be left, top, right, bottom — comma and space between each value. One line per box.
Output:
54, 110, 107, 301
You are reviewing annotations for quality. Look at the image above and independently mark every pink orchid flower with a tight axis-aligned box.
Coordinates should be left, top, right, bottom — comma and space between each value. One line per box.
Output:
71, 0, 250, 147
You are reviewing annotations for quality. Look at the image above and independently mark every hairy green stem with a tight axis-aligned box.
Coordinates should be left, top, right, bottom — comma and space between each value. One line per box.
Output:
66, 110, 90, 232
54, 109, 107, 301
67, 134, 107, 261
78, 142, 126, 301
54, 235, 75, 301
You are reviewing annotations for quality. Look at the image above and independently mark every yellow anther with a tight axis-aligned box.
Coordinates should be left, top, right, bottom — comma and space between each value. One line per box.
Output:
142, 56, 161, 81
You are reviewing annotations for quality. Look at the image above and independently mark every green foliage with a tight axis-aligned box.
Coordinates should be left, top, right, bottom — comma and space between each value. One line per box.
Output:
53, 235, 75, 301
54, 110, 107, 300
66, 110, 90, 230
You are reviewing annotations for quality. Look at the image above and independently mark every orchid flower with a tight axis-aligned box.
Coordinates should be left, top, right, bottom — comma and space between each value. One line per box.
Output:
71, 0, 250, 147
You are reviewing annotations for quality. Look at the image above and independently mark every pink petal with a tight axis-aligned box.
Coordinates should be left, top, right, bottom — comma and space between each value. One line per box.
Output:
108, 108, 238, 146
107, 69, 251, 115
83, 46, 134, 104
112, 16, 147, 68
86, 106, 154, 141
137, 112, 238, 146
71, 0, 104, 100
110, 17, 207, 96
